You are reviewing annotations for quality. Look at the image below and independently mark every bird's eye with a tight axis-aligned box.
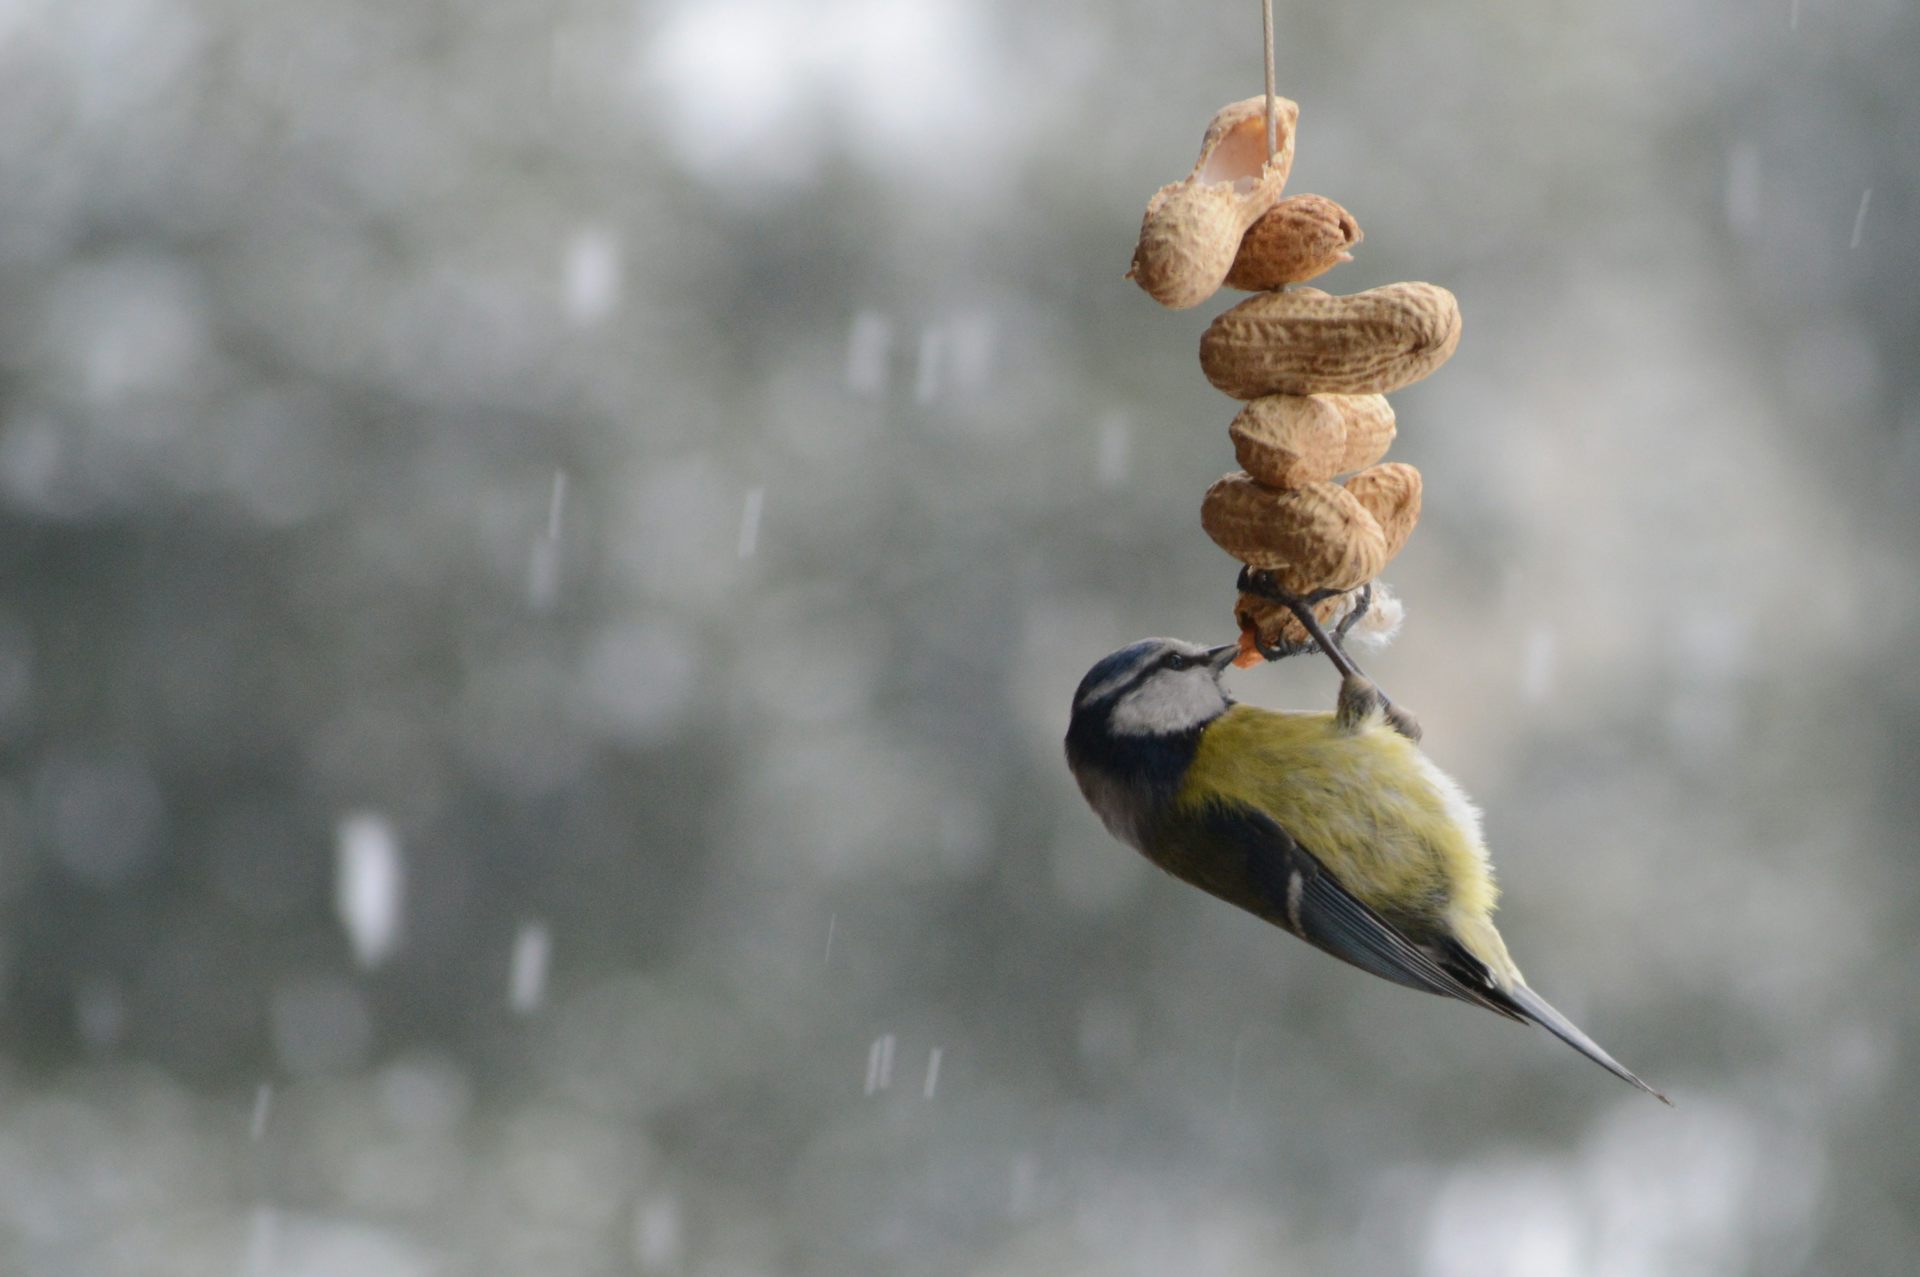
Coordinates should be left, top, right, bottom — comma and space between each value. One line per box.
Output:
1165, 653, 1195, 671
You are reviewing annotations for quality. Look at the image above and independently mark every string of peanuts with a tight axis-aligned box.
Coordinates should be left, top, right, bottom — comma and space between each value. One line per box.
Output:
1125, 93, 1461, 719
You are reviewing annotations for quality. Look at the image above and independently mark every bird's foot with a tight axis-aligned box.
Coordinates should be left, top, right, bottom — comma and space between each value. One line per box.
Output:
1335, 674, 1381, 732
1238, 569, 1421, 741
1244, 581, 1374, 663
1238, 567, 1342, 662
1335, 674, 1423, 742
1235, 569, 1368, 680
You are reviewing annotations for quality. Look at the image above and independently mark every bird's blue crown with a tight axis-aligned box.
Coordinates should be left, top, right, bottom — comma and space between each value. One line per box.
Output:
1071, 639, 1164, 710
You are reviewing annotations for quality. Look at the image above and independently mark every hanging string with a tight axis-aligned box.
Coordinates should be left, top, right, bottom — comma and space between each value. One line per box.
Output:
1261, 0, 1277, 158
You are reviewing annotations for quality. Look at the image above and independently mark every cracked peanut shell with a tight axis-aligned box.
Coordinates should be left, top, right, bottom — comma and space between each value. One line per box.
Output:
1233, 589, 1348, 658
1234, 581, 1406, 663
1127, 96, 1298, 311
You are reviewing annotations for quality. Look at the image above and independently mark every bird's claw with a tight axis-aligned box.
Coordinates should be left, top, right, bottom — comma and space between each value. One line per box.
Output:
1336, 674, 1423, 742
1235, 569, 1422, 741
1237, 569, 1353, 662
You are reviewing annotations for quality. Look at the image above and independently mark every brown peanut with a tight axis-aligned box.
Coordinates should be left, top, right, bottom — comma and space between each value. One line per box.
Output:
1128, 96, 1298, 310
1343, 462, 1422, 562
1229, 396, 1347, 489
1198, 282, 1462, 398
1230, 393, 1398, 488
1224, 195, 1362, 290
1199, 472, 1387, 594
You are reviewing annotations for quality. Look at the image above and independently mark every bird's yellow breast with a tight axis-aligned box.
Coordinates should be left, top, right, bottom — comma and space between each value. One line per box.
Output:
1174, 703, 1509, 971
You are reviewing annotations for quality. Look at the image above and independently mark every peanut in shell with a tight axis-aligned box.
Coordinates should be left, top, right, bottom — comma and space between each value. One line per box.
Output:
1332, 394, 1396, 473
1224, 194, 1362, 291
1342, 462, 1422, 562
1229, 396, 1348, 489
1199, 282, 1462, 398
1200, 471, 1387, 595
1230, 393, 1399, 488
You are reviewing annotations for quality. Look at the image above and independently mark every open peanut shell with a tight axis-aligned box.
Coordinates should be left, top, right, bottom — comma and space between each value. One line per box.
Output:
1127, 96, 1298, 311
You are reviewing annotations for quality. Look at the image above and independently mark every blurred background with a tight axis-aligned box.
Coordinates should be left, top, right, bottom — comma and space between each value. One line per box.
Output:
0, 0, 1915, 1272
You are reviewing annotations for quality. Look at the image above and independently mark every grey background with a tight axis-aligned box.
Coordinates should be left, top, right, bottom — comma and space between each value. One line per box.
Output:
0, 0, 1915, 1273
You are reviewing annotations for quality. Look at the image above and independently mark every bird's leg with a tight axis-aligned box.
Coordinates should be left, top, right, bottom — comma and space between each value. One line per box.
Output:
1237, 569, 1423, 742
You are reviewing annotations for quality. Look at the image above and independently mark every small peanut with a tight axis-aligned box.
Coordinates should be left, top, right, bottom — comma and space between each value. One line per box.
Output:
1228, 393, 1398, 490
1229, 395, 1348, 489
1224, 195, 1362, 291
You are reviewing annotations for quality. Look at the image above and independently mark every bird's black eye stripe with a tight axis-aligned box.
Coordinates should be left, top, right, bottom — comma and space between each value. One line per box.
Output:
1081, 649, 1206, 712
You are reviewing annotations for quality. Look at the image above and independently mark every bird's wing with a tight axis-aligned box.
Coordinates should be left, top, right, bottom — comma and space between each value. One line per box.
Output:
1199, 803, 1524, 1020
1479, 975, 1672, 1102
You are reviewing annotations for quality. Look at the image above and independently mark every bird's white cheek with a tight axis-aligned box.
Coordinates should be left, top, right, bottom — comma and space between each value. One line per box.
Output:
1109, 672, 1224, 736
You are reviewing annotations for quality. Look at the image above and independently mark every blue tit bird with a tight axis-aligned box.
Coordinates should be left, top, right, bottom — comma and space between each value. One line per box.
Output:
1064, 636, 1669, 1103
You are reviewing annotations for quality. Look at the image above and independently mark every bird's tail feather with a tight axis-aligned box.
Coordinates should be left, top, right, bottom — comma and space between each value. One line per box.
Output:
1501, 982, 1672, 1106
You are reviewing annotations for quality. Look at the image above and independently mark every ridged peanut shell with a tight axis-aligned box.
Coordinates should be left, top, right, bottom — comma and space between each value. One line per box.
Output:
1343, 462, 1422, 562
1230, 393, 1397, 489
1332, 394, 1396, 473
1229, 395, 1347, 489
1199, 282, 1463, 398
1128, 96, 1298, 310
1224, 194, 1362, 290
1200, 472, 1387, 594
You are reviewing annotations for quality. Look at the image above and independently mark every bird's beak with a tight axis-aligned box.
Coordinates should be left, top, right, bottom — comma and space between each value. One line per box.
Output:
1205, 642, 1238, 672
